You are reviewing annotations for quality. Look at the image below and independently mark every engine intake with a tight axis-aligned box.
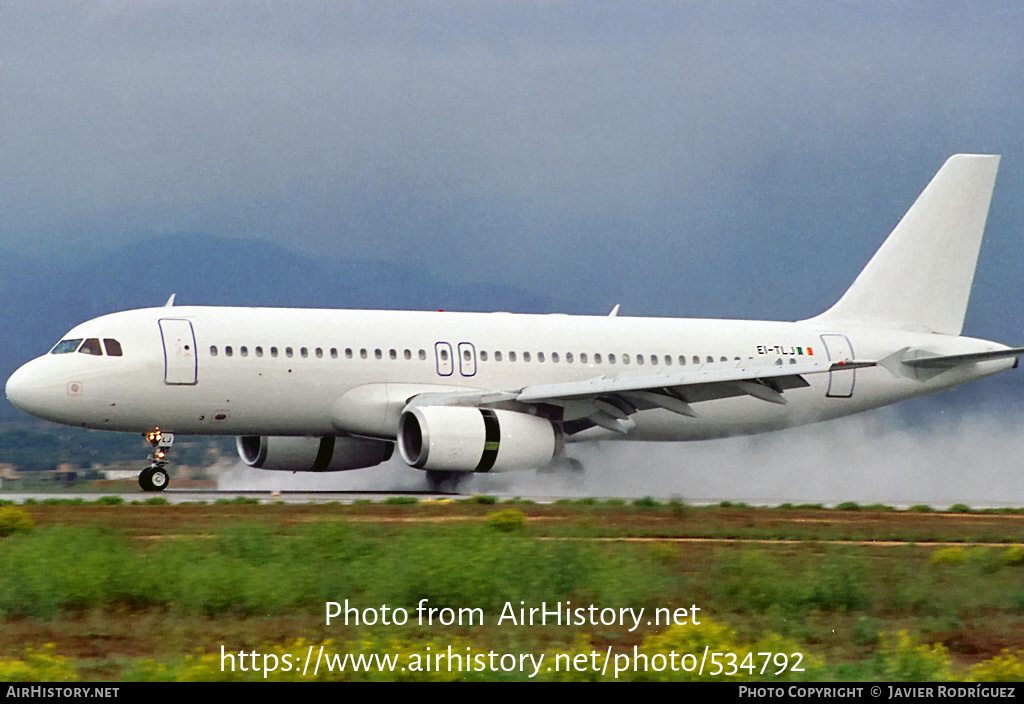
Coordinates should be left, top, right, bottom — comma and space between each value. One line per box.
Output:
237, 435, 393, 472
398, 406, 558, 472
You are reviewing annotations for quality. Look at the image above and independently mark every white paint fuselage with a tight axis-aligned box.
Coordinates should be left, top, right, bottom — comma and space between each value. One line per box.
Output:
5, 305, 1014, 442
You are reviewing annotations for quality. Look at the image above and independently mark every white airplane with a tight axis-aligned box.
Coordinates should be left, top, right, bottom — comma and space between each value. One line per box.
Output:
5, 154, 1022, 491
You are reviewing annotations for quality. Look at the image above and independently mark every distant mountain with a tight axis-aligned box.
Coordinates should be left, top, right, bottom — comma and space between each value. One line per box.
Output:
0, 234, 558, 418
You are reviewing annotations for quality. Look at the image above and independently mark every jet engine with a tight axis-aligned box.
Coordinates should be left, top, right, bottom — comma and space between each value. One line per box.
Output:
236, 435, 393, 472
398, 406, 558, 472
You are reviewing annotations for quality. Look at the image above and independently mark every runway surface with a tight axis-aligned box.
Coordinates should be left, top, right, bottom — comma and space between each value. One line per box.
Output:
0, 490, 479, 504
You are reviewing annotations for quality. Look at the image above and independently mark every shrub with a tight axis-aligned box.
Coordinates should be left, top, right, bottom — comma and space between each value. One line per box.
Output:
0, 645, 77, 682
468, 495, 497, 504
0, 506, 33, 537
384, 496, 417, 505
636, 617, 823, 681
968, 650, 1024, 681
836, 501, 861, 511
909, 504, 933, 513
929, 547, 969, 566
667, 499, 688, 516
633, 497, 660, 510
96, 495, 125, 505
648, 542, 678, 565
1004, 546, 1024, 566
870, 631, 952, 681
486, 509, 526, 533
948, 503, 972, 513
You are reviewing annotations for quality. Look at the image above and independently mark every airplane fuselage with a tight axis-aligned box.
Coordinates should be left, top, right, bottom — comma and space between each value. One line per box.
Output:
6, 305, 1013, 442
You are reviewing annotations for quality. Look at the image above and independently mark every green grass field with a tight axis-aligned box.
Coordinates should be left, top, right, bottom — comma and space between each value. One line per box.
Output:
2, 498, 1024, 681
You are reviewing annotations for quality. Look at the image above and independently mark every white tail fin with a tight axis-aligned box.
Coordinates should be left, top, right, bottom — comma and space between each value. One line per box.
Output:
808, 154, 1000, 335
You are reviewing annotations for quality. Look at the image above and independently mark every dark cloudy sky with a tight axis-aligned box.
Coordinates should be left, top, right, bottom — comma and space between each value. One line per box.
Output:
3, 1, 1022, 333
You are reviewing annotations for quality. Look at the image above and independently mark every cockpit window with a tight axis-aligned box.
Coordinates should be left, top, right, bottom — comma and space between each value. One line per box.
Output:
103, 339, 123, 357
50, 339, 83, 354
79, 338, 103, 355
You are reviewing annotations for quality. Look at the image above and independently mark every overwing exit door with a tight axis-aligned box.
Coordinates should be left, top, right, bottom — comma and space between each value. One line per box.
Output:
435, 342, 454, 376
159, 319, 198, 385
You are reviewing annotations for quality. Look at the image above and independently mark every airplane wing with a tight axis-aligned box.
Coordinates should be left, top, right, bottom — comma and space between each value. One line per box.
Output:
407, 357, 877, 435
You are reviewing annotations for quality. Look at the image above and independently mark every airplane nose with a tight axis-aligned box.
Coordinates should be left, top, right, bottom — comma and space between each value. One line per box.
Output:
5, 365, 31, 410
5, 360, 48, 416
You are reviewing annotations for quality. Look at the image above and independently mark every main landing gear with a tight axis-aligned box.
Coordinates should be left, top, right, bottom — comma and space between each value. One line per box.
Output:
139, 428, 173, 492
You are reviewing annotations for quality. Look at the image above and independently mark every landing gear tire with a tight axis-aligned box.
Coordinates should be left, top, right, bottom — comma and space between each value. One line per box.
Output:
138, 466, 169, 492
149, 468, 169, 492
426, 470, 468, 493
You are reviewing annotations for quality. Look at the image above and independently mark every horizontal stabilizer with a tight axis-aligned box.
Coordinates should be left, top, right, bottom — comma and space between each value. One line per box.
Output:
901, 346, 1024, 369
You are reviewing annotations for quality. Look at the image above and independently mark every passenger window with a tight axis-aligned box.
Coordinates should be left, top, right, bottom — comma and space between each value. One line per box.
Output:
256, 347, 264, 357
651, 355, 658, 365
707, 356, 714, 363
418, 349, 426, 360
404, 349, 412, 360
51, 339, 84, 354
665, 355, 672, 366
594, 353, 601, 364
210, 346, 218, 357
693, 356, 700, 365
566, 352, 573, 363
440, 349, 448, 361
580, 353, 588, 364
609, 354, 616, 364
509, 351, 517, 362
225, 346, 233, 357
360, 349, 367, 359
331, 348, 338, 359
537, 352, 545, 363
79, 338, 103, 355
480, 351, 488, 362
374, 349, 382, 360
103, 339, 123, 357
463, 349, 471, 361
285, 347, 294, 358
240, 346, 248, 357
623, 354, 631, 365
720, 356, 727, 362
300, 348, 308, 358
271, 347, 279, 358
523, 352, 531, 362
678, 355, 686, 365
316, 348, 324, 358
636, 355, 644, 366
346, 348, 353, 359
552, 352, 559, 363
495, 351, 503, 362
390, 349, 397, 360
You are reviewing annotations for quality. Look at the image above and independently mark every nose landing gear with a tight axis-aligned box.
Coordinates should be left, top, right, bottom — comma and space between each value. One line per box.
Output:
139, 429, 173, 492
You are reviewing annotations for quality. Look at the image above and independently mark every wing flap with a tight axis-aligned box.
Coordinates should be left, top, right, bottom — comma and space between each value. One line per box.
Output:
515, 357, 871, 403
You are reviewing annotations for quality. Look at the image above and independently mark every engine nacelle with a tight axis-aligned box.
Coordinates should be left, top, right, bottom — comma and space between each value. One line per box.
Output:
398, 406, 558, 472
236, 435, 393, 472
